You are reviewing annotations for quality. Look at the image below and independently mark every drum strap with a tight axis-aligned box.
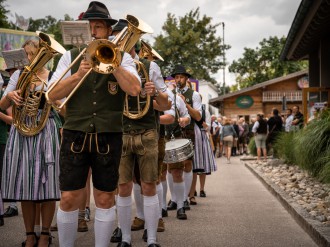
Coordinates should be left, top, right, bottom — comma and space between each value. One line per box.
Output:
171, 90, 186, 139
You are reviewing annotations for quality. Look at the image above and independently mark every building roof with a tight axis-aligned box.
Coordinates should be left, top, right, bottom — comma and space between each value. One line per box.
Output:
280, 0, 330, 61
209, 69, 308, 106
199, 79, 219, 92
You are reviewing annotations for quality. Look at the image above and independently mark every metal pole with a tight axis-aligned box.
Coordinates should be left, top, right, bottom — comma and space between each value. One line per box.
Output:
221, 22, 226, 95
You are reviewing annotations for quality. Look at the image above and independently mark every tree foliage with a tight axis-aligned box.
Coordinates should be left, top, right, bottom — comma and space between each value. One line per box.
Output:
153, 8, 230, 84
0, 0, 13, 28
229, 36, 308, 89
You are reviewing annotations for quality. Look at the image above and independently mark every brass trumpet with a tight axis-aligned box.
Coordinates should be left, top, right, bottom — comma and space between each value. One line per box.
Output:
46, 15, 153, 109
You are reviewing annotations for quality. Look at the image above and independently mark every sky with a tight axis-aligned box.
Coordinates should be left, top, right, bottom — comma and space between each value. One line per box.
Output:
5, 0, 302, 86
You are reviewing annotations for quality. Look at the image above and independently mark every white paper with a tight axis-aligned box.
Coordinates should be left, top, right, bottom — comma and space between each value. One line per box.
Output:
1, 48, 29, 69
60, 21, 92, 46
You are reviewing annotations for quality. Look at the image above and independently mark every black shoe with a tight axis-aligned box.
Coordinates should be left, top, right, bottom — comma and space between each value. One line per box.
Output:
110, 227, 122, 243
148, 244, 161, 247
167, 200, 177, 211
183, 200, 190, 210
200, 190, 206, 197
117, 242, 131, 247
0, 216, 4, 226
189, 196, 197, 205
142, 229, 147, 242
4, 206, 18, 217
194, 191, 197, 196
161, 208, 168, 217
39, 231, 53, 245
22, 232, 38, 247
176, 208, 187, 220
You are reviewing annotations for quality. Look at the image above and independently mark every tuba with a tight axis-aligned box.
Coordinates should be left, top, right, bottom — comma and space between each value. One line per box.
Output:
46, 14, 153, 110
123, 59, 151, 120
139, 40, 164, 62
12, 31, 66, 136
123, 40, 165, 119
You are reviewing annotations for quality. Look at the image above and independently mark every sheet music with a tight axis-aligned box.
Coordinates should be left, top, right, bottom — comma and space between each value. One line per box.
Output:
1, 48, 29, 69
60, 21, 92, 46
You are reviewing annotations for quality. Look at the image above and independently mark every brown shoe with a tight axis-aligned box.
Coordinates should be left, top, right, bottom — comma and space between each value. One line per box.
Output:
131, 217, 145, 231
50, 223, 58, 232
78, 219, 88, 232
157, 218, 165, 232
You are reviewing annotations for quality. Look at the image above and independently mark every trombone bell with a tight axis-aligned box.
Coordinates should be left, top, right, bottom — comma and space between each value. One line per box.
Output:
86, 39, 121, 74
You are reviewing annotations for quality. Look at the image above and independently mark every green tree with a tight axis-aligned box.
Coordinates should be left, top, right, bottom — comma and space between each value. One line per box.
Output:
0, 0, 13, 28
229, 36, 308, 89
153, 8, 230, 84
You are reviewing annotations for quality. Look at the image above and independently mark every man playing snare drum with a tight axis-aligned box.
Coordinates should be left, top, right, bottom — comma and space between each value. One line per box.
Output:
160, 86, 190, 220
165, 65, 202, 219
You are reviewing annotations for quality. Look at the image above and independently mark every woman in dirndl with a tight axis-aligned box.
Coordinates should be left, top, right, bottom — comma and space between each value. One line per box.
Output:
0, 40, 62, 247
188, 102, 217, 205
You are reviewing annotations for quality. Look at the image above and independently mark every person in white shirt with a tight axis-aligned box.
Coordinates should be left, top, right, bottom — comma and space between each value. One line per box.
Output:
284, 108, 294, 132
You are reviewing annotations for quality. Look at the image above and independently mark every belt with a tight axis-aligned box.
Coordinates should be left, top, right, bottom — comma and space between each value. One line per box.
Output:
124, 129, 147, 135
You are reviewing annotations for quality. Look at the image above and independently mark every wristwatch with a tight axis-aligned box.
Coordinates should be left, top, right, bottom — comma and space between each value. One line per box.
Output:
154, 89, 159, 97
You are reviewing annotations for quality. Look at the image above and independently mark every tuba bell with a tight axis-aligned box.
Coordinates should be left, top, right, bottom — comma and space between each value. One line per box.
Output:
46, 14, 153, 109
12, 31, 66, 136
139, 40, 164, 62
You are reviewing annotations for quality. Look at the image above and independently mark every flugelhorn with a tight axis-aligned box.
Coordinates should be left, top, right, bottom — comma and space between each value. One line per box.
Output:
46, 15, 153, 109
12, 31, 66, 136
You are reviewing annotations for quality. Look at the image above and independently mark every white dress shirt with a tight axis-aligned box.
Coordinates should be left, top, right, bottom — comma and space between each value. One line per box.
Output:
165, 88, 190, 122
177, 85, 202, 116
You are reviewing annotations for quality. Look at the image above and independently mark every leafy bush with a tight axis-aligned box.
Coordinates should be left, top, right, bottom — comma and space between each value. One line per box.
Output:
294, 109, 330, 179
274, 109, 330, 182
273, 131, 296, 165
248, 136, 257, 156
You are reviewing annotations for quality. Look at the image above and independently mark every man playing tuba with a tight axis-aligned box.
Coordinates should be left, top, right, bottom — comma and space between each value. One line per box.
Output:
114, 23, 169, 247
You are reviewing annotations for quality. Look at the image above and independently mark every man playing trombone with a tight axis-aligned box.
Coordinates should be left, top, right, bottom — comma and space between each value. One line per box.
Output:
47, 1, 141, 247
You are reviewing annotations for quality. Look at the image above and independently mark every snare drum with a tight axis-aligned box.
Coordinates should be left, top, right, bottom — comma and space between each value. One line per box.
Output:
164, 138, 194, 164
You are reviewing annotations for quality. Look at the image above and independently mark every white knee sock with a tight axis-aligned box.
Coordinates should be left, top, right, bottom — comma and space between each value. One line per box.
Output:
173, 182, 185, 209
133, 183, 144, 220
115, 195, 120, 228
117, 196, 132, 244
94, 206, 116, 247
167, 171, 176, 202
143, 195, 159, 245
161, 180, 167, 210
184, 171, 193, 201
156, 183, 163, 218
57, 208, 78, 247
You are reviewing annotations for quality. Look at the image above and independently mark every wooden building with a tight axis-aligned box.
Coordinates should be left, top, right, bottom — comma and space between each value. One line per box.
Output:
209, 70, 308, 122
280, 0, 330, 122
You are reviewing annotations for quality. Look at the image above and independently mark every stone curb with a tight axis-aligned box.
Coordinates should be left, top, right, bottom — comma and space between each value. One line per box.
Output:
245, 162, 330, 247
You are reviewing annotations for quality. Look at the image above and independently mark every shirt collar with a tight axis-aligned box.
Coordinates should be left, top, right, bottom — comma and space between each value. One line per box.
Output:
178, 86, 189, 94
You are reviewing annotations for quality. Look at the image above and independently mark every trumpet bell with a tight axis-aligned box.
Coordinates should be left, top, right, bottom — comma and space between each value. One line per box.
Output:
86, 39, 121, 74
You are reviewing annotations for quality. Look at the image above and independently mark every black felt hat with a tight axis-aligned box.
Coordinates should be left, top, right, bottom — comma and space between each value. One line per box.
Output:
112, 19, 128, 32
81, 1, 117, 25
171, 65, 191, 78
